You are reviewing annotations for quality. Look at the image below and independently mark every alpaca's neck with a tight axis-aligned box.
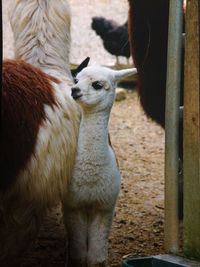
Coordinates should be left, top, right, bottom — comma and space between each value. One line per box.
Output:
78, 110, 111, 154
10, 0, 71, 78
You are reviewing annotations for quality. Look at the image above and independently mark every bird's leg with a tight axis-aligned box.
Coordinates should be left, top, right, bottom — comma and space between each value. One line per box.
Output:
127, 57, 130, 66
115, 56, 120, 66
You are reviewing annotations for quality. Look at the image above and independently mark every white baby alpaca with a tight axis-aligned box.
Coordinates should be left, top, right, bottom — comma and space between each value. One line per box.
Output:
63, 63, 137, 267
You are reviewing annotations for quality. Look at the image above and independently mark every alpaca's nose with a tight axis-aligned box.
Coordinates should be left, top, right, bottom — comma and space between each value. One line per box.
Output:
71, 87, 82, 100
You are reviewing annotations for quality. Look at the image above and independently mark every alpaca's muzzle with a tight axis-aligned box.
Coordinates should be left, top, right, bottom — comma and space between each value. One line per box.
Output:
71, 87, 82, 100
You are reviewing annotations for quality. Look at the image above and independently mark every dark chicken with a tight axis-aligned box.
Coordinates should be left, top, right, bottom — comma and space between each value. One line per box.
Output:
91, 16, 130, 65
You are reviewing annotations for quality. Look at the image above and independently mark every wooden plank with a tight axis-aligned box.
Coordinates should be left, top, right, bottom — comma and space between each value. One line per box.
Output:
164, 0, 183, 254
183, 0, 200, 259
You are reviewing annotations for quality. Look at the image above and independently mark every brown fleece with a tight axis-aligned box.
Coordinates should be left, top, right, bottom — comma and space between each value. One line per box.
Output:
1, 60, 60, 190
128, 0, 170, 128
108, 133, 119, 168
128, 1, 186, 128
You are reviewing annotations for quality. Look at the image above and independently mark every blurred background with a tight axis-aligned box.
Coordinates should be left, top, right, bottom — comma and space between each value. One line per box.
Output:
3, 0, 132, 66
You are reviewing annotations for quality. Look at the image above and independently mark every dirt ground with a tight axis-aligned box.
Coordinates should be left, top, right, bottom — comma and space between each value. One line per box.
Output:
3, 0, 166, 266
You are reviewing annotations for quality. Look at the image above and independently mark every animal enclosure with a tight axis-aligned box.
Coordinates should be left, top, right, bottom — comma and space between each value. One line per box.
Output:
164, 0, 200, 259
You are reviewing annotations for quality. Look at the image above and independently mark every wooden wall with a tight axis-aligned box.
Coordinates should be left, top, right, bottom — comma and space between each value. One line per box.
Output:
183, 0, 200, 259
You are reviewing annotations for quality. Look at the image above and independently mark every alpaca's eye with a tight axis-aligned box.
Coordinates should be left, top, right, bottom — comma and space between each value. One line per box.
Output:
92, 81, 103, 90
74, 77, 78, 84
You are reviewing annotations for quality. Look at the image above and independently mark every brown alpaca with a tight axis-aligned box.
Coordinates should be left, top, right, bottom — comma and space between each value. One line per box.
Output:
0, 1, 83, 265
128, 0, 186, 220
1, 60, 60, 189
128, 0, 185, 128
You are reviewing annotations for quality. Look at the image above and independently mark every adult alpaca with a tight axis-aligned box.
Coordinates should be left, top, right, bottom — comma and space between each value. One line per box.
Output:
128, 0, 185, 128
128, 0, 185, 219
1, 0, 81, 265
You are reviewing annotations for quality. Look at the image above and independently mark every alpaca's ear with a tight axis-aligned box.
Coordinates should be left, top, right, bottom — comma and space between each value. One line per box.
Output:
77, 57, 90, 71
71, 57, 90, 78
113, 68, 137, 83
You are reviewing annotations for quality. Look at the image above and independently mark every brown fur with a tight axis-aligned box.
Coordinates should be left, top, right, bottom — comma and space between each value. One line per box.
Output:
1, 60, 60, 190
128, 0, 186, 220
108, 133, 119, 168
128, 0, 170, 128
128, 0, 186, 128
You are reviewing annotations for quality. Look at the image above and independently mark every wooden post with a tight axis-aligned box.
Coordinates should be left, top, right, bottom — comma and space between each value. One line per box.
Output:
183, 0, 200, 259
165, 0, 183, 254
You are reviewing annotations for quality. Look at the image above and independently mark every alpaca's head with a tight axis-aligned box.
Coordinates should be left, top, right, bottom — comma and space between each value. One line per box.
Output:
71, 63, 137, 112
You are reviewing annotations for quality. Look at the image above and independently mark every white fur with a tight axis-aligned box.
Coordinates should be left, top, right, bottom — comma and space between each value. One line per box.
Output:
9, 0, 72, 78
1, 1, 137, 266
63, 64, 137, 266
0, 1, 82, 266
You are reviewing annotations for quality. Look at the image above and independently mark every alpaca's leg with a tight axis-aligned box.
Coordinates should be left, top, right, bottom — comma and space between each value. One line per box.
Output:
87, 211, 114, 267
64, 209, 87, 267
0, 203, 43, 267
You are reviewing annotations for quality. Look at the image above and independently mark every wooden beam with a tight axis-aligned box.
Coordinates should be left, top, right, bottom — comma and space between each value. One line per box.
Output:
183, 0, 200, 259
164, 0, 183, 254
